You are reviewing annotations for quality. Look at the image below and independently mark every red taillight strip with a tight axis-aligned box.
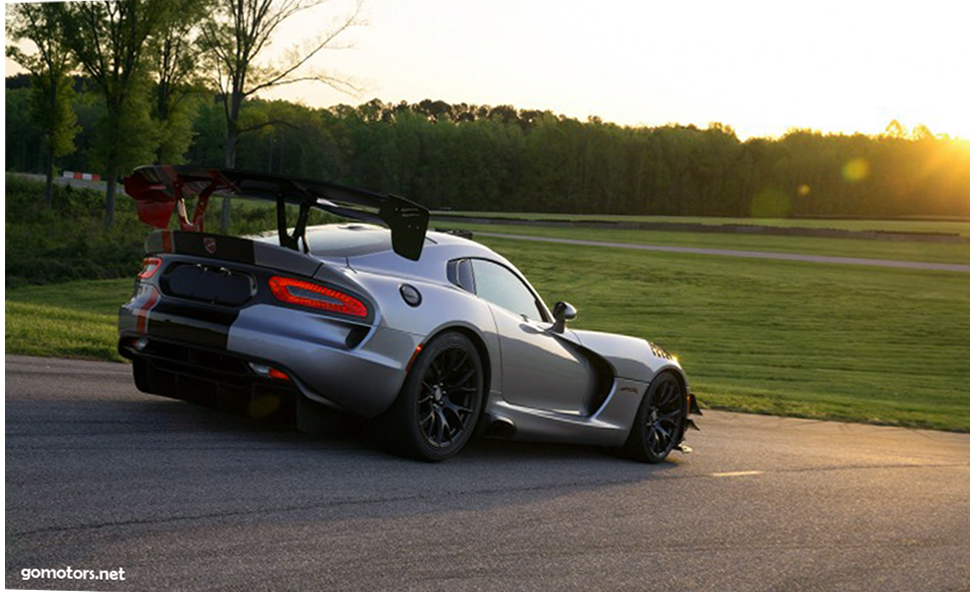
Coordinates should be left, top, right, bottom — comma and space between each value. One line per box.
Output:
268, 276, 368, 318
138, 257, 163, 280
268, 368, 291, 381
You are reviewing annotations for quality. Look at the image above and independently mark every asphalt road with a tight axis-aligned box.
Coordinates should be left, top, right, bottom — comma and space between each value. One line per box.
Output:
476, 232, 970, 273
6, 355, 970, 592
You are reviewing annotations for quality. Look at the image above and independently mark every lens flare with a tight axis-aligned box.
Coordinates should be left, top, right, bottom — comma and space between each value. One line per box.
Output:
842, 158, 870, 182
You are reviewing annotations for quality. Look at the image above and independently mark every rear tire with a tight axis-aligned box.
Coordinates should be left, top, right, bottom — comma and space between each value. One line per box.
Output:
376, 332, 484, 461
624, 372, 687, 463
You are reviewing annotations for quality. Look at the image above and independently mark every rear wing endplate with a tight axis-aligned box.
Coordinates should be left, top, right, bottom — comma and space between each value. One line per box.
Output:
123, 165, 430, 261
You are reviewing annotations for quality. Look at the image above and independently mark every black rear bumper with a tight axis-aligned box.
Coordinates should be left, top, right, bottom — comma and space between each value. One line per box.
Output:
120, 336, 298, 418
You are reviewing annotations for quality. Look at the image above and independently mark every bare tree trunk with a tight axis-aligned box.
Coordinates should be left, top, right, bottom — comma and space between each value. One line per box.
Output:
101, 89, 124, 231
206, 0, 363, 231
220, 192, 232, 231
44, 74, 57, 208
105, 174, 117, 231
220, 124, 238, 231
44, 149, 55, 208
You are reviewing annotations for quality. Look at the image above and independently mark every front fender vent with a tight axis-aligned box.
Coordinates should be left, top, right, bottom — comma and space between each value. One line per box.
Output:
650, 343, 674, 360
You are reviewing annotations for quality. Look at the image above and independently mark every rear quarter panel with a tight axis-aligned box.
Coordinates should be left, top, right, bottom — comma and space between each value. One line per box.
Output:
349, 266, 505, 405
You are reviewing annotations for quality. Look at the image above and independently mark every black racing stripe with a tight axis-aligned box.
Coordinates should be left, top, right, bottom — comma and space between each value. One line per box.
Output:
172, 232, 256, 264
146, 301, 239, 351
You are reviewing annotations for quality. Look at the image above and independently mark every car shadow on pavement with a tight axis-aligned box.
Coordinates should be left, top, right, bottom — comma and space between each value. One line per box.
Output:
7, 386, 691, 561
132, 393, 685, 470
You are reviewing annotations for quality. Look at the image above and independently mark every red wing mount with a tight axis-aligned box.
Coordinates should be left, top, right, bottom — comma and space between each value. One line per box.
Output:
123, 165, 431, 261
123, 165, 220, 232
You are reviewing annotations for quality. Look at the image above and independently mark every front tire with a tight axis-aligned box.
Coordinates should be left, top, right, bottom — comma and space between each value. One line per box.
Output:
624, 372, 687, 463
377, 332, 484, 461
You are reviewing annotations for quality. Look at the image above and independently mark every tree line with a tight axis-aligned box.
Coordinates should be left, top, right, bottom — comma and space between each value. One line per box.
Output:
6, 0, 968, 222
6, 0, 361, 228
9, 87, 970, 220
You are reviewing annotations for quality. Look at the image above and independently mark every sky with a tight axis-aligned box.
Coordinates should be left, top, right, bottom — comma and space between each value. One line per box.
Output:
6, 0, 970, 140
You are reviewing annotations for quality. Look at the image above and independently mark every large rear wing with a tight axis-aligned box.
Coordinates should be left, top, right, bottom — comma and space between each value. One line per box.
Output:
123, 165, 430, 261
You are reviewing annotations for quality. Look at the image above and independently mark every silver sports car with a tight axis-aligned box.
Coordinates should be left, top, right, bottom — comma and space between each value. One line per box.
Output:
118, 165, 700, 461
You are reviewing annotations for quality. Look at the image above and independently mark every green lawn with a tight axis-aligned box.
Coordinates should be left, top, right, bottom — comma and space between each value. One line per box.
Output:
480, 236, 970, 432
5, 279, 133, 362
440, 211, 970, 237
440, 222, 970, 266
6, 238, 969, 432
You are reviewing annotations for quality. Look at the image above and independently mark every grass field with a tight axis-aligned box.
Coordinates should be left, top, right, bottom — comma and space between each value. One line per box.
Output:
440, 211, 970, 237
5, 231, 969, 432
475, 236, 970, 432
439, 222, 970, 266
5, 279, 132, 362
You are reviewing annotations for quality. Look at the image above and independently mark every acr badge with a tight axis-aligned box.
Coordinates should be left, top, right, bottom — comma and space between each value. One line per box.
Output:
204, 237, 217, 255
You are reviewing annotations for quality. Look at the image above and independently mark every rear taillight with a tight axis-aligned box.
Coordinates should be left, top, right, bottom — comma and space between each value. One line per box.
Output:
268, 276, 368, 318
138, 257, 163, 280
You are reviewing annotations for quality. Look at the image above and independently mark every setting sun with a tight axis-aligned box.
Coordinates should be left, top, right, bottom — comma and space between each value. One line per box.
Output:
240, 0, 970, 140
6, 0, 968, 139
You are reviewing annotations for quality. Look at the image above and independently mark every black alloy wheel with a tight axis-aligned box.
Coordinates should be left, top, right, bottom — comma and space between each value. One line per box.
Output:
417, 343, 480, 449
378, 332, 484, 461
625, 372, 687, 463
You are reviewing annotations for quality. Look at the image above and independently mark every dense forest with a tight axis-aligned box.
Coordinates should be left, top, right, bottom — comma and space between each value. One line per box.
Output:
7, 79, 970, 219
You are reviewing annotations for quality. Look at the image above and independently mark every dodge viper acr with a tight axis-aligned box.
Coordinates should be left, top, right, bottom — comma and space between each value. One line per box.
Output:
118, 165, 700, 461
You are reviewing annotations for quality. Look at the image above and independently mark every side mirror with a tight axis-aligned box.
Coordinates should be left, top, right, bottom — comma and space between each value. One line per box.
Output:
551, 301, 577, 334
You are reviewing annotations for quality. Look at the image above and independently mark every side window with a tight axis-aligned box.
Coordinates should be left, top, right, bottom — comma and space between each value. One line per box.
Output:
470, 259, 544, 321
447, 259, 476, 293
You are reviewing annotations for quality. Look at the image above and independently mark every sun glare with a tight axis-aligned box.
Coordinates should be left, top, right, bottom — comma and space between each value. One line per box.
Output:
842, 159, 870, 183
5, 1, 969, 141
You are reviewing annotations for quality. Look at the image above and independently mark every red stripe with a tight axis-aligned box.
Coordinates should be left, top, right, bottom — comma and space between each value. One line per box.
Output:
136, 288, 160, 334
